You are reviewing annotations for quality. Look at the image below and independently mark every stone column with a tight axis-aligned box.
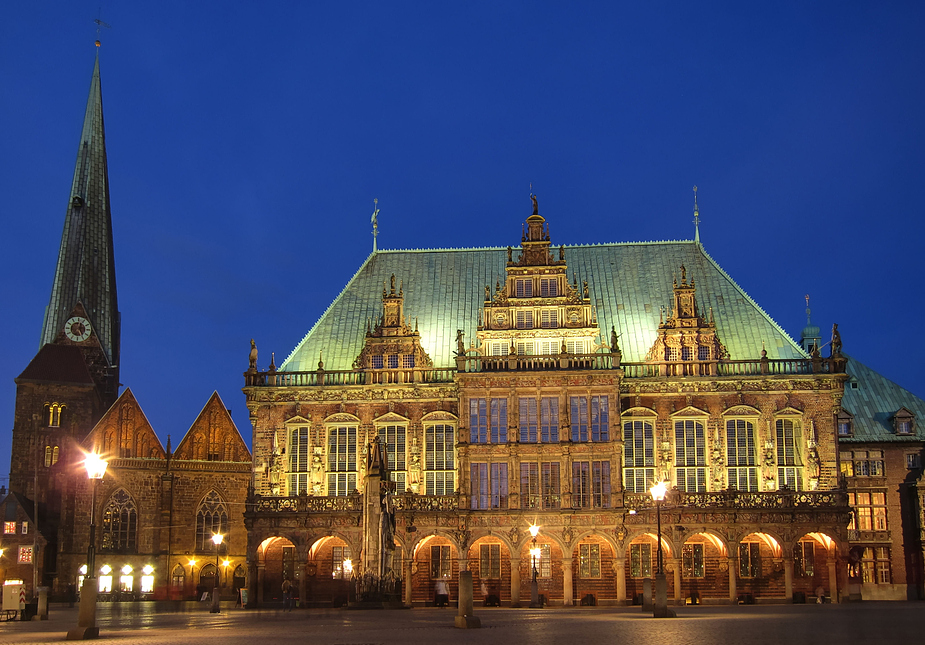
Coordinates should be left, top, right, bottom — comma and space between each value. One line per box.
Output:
728, 558, 737, 603
672, 560, 682, 603
836, 555, 849, 603
784, 558, 794, 601
615, 556, 626, 604
256, 563, 265, 604
299, 560, 308, 608
562, 558, 573, 606
510, 556, 522, 607
827, 554, 838, 602
404, 558, 414, 607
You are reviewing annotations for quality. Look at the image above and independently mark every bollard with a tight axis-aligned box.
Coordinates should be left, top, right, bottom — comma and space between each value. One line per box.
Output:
33, 587, 49, 621
454, 571, 481, 629
642, 578, 653, 612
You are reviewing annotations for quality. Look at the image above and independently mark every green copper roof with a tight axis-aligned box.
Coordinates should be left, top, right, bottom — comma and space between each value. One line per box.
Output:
41, 55, 120, 370
841, 355, 925, 442
281, 239, 806, 373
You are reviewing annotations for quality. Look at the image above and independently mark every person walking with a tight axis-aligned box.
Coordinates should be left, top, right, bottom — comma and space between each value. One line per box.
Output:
282, 578, 292, 611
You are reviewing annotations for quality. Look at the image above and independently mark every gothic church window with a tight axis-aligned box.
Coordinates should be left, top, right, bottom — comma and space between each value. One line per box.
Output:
289, 427, 310, 495
101, 489, 137, 553
425, 424, 455, 495
726, 419, 758, 491
775, 419, 803, 490
196, 491, 229, 551
623, 420, 655, 493
327, 426, 357, 496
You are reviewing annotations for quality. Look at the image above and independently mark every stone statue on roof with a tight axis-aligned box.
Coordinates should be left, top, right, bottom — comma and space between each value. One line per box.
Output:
248, 339, 258, 371
531, 192, 538, 215
831, 323, 842, 356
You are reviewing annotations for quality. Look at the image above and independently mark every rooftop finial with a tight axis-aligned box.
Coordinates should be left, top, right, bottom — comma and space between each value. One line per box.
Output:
94, 11, 111, 50
805, 293, 811, 326
693, 185, 701, 243
371, 198, 380, 253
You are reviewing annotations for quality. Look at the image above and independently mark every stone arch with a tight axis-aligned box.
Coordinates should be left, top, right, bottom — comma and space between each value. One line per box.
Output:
677, 530, 730, 603
791, 530, 841, 601
568, 529, 620, 606
467, 534, 512, 602
408, 532, 461, 605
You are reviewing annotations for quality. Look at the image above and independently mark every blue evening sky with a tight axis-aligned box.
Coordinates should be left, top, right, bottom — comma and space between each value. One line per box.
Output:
2, 2, 924, 478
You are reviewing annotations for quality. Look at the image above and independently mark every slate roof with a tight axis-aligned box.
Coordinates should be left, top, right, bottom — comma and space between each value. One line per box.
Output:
41, 55, 120, 371
16, 344, 95, 385
282, 240, 807, 373
841, 355, 925, 443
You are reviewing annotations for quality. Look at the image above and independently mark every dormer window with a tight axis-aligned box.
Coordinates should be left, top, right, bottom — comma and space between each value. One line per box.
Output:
539, 278, 558, 297
837, 411, 854, 437
894, 408, 915, 435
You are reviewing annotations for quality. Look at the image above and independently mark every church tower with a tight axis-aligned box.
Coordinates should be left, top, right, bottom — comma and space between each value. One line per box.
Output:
10, 50, 121, 502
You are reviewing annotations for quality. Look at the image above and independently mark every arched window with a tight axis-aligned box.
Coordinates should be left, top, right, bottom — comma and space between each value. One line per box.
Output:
100, 489, 137, 552
171, 564, 185, 589
195, 491, 229, 552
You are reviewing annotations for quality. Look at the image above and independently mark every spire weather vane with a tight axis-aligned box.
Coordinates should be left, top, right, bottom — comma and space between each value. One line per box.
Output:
693, 185, 701, 244
94, 10, 111, 47
371, 198, 380, 253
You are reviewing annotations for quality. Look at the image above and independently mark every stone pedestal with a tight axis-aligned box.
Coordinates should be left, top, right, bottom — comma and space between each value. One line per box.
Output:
653, 573, 675, 618
642, 578, 653, 611
454, 570, 481, 629
66, 579, 99, 640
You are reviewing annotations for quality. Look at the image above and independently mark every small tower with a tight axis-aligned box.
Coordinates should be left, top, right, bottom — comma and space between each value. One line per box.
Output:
800, 295, 822, 355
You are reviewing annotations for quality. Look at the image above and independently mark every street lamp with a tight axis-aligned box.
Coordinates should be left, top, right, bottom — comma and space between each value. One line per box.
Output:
649, 480, 669, 618
210, 534, 224, 613
67, 452, 107, 640
528, 524, 542, 608
343, 559, 354, 606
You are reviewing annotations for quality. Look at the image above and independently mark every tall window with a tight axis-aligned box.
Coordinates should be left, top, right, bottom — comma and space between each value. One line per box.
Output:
630, 543, 652, 578
726, 419, 758, 491
572, 461, 610, 508
469, 398, 507, 444
539, 278, 558, 297
425, 424, 455, 495
47, 403, 64, 427
675, 420, 706, 492
520, 462, 560, 509
519, 398, 538, 443
682, 544, 704, 578
480, 544, 501, 579
540, 309, 558, 328
431, 545, 452, 578
380, 425, 407, 491
515, 279, 533, 298
289, 426, 310, 494
470, 463, 508, 509
570, 396, 608, 442
623, 420, 655, 492
578, 543, 601, 578
776, 419, 803, 490
739, 542, 761, 578
332, 545, 352, 579
541, 397, 559, 442
515, 311, 534, 329
327, 426, 357, 496
793, 542, 814, 577
101, 489, 137, 553
171, 565, 185, 590
196, 490, 229, 551
538, 544, 552, 577
44, 445, 59, 467
848, 492, 888, 531
860, 547, 891, 584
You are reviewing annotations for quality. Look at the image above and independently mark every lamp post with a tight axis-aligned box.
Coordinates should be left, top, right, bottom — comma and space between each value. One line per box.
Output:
67, 452, 107, 640
210, 534, 224, 613
649, 480, 670, 618
343, 558, 353, 606
528, 524, 542, 608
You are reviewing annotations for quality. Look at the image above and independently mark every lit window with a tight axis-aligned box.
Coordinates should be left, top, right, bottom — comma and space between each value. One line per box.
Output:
579, 543, 601, 578
327, 426, 357, 496
623, 420, 655, 493
98, 576, 113, 593
470, 463, 508, 509
570, 396, 608, 442
776, 419, 803, 490
539, 544, 552, 578
332, 546, 352, 579
140, 576, 155, 593
572, 461, 610, 508
196, 491, 229, 551
840, 451, 884, 477
682, 543, 705, 578
3, 522, 15, 534
726, 419, 758, 491
469, 398, 507, 444
739, 542, 761, 578
424, 425, 455, 495
21, 522, 27, 535
119, 575, 133, 592
565, 339, 587, 354
288, 427, 310, 495
793, 542, 815, 577
675, 420, 706, 492
47, 403, 64, 427
379, 425, 406, 489
18, 546, 33, 563
630, 543, 652, 578
860, 547, 891, 584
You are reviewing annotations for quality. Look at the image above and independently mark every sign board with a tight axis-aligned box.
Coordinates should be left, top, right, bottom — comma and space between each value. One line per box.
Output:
239, 588, 248, 606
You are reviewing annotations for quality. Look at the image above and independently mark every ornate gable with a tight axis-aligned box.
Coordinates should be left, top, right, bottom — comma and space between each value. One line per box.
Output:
353, 275, 433, 374
173, 392, 251, 462
670, 405, 709, 418
645, 265, 729, 373
83, 388, 165, 460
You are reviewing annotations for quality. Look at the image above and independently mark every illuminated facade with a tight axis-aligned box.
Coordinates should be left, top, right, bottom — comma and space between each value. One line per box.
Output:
243, 205, 873, 606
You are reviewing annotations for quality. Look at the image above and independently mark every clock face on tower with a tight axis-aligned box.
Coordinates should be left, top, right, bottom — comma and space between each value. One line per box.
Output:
64, 316, 92, 342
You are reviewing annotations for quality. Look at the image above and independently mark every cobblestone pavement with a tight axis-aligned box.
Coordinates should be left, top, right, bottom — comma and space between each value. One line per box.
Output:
0, 602, 917, 645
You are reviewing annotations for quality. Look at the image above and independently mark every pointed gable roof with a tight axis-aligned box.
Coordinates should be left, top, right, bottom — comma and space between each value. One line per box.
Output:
41, 54, 120, 380
83, 388, 166, 460
173, 392, 251, 462
16, 344, 95, 385
281, 240, 806, 373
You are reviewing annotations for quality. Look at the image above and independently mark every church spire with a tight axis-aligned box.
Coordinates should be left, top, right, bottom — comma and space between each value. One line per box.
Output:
693, 185, 701, 244
40, 53, 120, 382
